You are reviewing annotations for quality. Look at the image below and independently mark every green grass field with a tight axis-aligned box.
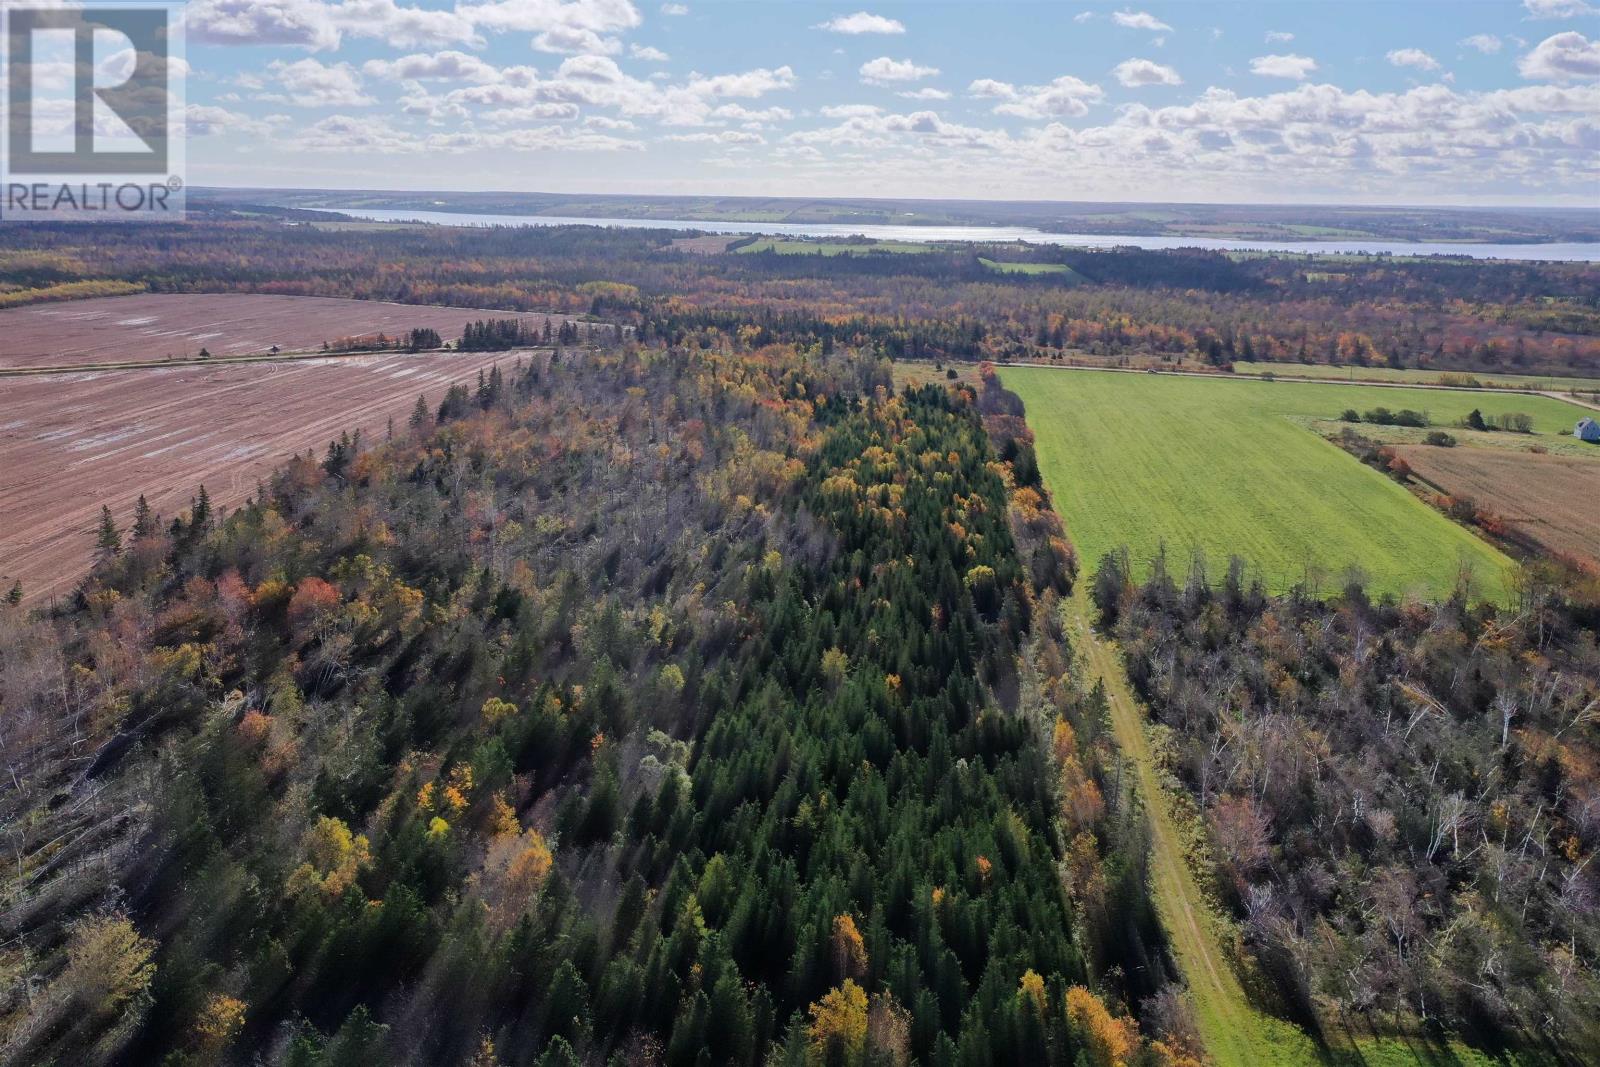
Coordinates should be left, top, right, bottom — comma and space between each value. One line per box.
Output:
977, 257, 1080, 279
734, 238, 930, 255
1004, 368, 1594, 601
1231, 360, 1600, 394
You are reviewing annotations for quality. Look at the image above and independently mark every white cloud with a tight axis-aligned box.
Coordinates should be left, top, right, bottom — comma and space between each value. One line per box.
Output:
1073, 11, 1094, 23
1519, 31, 1600, 80
270, 57, 373, 106
666, 129, 763, 143
898, 87, 951, 100
661, 2, 687, 13
969, 74, 1104, 118
1387, 48, 1441, 72
1522, 0, 1595, 18
183, 104, 288, 137
339, 0, 482, 48
187, 0, 340, 50
533, 26, 622, 54
460, 0, 641, 37
1111, 10, 1172, 33
630, 43, 669, 61
188, 0, 482, 51
1460, 34, 1503, 55
1265, 31, 1294, 44
363, 50, 502, 82
814, 12, 905, 35
1114, 58, 1182, 87
860, 56, 939, 84
1250, 53, 1318, 80
709, 103, 793, 125
296, 112, 641, 153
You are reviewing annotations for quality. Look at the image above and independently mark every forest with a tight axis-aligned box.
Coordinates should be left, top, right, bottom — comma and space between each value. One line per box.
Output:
0, 340, 1197, 1066
1092, 549, 1600, 1054
1, 208, 1597, 378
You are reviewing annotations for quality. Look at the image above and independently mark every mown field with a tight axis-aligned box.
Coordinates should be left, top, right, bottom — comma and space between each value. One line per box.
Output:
1003, 368, 1593, 601
1231, 360, 1600, 394
734, 237, 930, 255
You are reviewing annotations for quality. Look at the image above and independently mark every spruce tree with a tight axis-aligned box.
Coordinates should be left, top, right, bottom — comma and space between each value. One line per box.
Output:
131, 495, 154, 541
95, 505, 121, 561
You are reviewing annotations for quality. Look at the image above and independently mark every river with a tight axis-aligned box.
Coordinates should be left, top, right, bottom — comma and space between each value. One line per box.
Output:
316, 207, 1600, 262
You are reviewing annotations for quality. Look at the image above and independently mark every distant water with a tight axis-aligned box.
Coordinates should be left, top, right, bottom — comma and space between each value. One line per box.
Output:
315, 207, 1600, 262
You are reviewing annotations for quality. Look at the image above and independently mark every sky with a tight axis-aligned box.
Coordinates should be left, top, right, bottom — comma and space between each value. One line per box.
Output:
171, 0, 1600, 204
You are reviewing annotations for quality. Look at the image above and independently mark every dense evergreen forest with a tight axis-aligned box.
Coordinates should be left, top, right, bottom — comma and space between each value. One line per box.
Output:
1093, 551, 1600, 1055
3, 211, 1597, 377
0, 342, 1197, 1065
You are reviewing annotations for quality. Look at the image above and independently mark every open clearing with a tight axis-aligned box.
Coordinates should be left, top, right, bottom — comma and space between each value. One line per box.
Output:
1004, 368, 1592, 601
1231, 360, 1600, 394
0, 350, 532, 603
734, 238, 931, 255
0, 293, 566, 370
977, 257, 1081, 280
1399, 445, 1600, 566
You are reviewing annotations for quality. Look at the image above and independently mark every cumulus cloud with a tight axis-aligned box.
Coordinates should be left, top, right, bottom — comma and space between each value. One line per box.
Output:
970, 74, 1104, 118
859, 56, 939, 84
1460, 34, 1503, 54
187, 0, 341, 50
1111, 10, 1172, 33
188, 0, 483, 51
666, 129, 763, 143
183, 104, 289, 137
269, 57, 373, 106
898, 87, 951, 100
1519, 31, 1600, 80
661, 2, 687, 13
1387, 48, 1441, 71
1250, 53, 1318, 80
1522, 0, 1595, 18
297, 111, 641, 152
1265, 31, 1294, 44
815, 12, 905, 34
1114, 58, 1182, 87
630, 43, 669, 61
363, 50, 502, 82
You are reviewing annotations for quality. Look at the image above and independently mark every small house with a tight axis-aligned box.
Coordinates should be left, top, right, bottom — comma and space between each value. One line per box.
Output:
1579, 417, 1600, 443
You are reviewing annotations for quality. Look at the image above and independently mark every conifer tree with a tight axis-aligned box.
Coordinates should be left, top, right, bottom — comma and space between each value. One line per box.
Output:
95, 505, 122, 562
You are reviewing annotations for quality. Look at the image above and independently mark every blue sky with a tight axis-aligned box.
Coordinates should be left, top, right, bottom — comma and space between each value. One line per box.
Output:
177, 1, 1600, 203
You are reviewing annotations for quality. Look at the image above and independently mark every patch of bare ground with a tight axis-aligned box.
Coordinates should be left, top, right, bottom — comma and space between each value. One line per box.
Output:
0, 350, 540, 603
1399, 444, 1600, 567
0, 293, 570, 369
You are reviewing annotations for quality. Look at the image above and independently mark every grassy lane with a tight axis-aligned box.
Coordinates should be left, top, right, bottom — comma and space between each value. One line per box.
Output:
1065, 584, 1313, 1067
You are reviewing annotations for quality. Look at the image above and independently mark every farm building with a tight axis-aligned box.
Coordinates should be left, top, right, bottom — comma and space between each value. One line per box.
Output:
1579, 417, 1600, 443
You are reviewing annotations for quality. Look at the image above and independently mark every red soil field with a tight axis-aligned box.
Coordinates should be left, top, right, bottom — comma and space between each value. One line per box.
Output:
0, 293, 566, 369
1, 349, 538, 604
1399, 444, 1600, 567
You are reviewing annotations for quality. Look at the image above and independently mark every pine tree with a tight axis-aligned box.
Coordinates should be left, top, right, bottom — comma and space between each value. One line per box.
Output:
95, 505, 122, 561
131, 495, 154, 541
409, 393, 430, 429
192, 485, 212, 533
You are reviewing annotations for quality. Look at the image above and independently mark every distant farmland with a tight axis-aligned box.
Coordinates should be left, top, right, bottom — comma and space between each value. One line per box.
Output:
0, 293, 569, 370
0, 349, 537, 603
1003, 368, 1594, 601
